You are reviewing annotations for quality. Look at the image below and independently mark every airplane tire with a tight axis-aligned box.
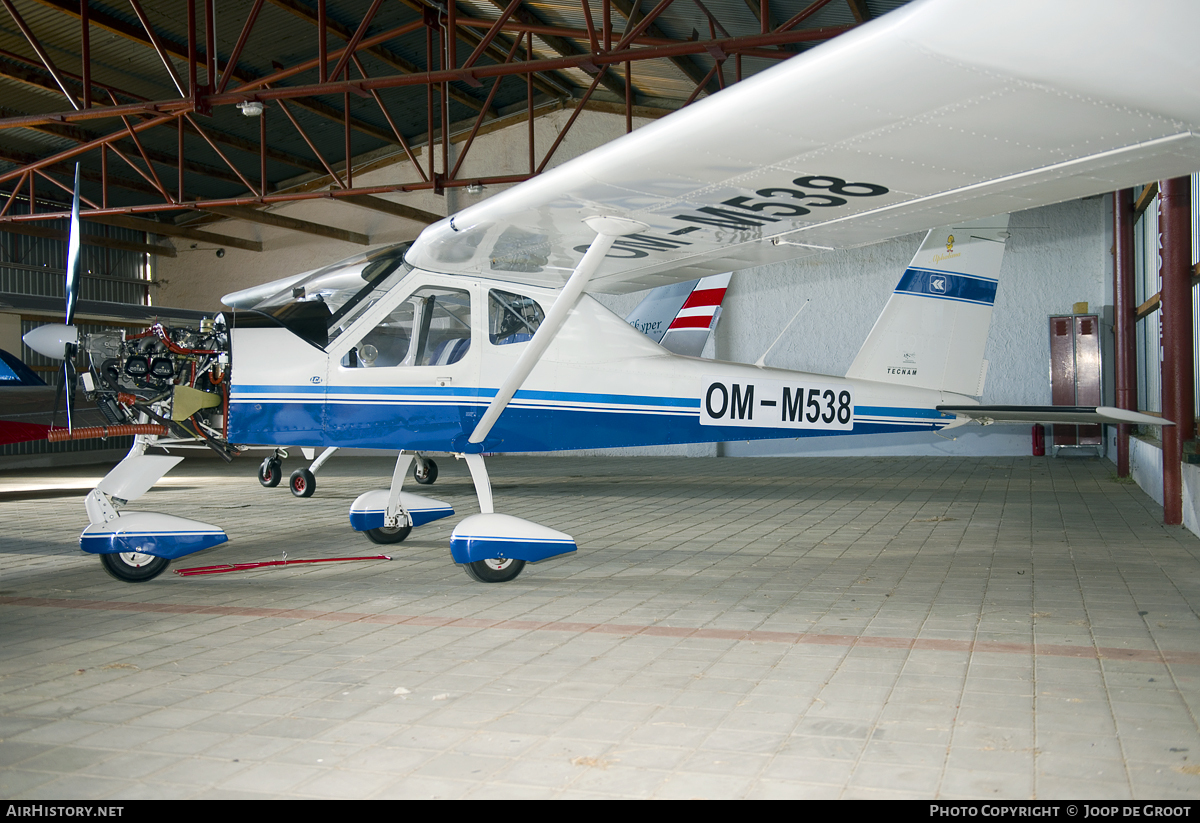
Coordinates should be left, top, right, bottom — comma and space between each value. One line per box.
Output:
413, 459, 438, 485
258, 458, 282, 488
364, 524, 412, 544
463, 557, 526, 583
100, 552, 170, 583
289, 468, 316, 498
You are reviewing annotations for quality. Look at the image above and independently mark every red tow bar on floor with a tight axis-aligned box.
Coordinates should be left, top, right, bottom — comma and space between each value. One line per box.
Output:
174, 555, 392, 576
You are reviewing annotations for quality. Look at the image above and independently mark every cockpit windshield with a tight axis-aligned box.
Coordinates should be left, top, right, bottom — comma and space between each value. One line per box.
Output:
250, 242, 413, 347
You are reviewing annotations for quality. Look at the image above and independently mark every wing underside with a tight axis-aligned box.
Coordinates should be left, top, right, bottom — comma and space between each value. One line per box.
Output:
938, 405, 1171, 427
406, 0, 1200, 294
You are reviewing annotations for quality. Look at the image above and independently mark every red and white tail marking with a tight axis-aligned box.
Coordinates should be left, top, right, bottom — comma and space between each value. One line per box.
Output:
669, 285, 729, 331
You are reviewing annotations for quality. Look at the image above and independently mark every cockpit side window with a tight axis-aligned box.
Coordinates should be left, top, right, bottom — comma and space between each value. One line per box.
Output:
342, 286, 472, 368
489, 290, 544, 345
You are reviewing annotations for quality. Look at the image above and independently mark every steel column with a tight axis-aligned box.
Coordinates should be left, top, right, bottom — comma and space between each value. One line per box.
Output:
1113, 188, 1137, 477
1159, 175, 1194, 525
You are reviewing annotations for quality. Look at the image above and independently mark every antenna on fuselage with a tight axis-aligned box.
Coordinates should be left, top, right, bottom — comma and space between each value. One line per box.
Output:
754, 298, 809, 368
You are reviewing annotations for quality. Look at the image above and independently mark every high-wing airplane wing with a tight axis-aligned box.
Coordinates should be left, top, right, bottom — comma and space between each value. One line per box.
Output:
406, 0, 1200, 293
938, 406, 1170, 427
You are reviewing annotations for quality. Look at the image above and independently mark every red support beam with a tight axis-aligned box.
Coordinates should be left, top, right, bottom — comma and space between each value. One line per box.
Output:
462, 0, 525, 70
0, 172, 28, 218
442, 23, 450, 188
1159, 175, 1195, 525
0, 175, 535, 223
582, 0, 600, 55
614, 0, 677, 51
537, 67, 610, 174
80, 0, 91, 108
1, 0, 81, 109
777, 0, 836, 33
217, 0, 265, 94
177, 115, 185, 202
318, 0, 328, 83
260, 104, 267, 195
450, 37, 522, 181
0, 25, 853, 131
186, 0, 198, 98
183, 113, 260, 195
352, 55, 427, 183
327, 0, 385, 83
204, 0, 216, 91
275, 99, 344, 188
426, 20, 434, 186
1113, 188, 1137, 477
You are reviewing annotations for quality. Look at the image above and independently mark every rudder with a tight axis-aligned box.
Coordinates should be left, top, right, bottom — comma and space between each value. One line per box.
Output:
845, 215, 1009, 396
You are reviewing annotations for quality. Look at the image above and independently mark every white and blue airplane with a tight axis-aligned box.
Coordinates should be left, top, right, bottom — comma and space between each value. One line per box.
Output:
22, 0, 1200, 583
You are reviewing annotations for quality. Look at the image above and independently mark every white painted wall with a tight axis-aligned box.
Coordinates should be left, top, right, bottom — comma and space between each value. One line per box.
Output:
153, 108, 1115, 460
1126, 435, 1200, 540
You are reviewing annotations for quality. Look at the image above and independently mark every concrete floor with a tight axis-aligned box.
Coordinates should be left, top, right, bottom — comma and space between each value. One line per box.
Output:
2, 454, 1199, 799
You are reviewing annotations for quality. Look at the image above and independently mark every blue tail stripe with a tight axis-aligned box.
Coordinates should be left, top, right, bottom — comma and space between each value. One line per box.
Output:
895, 267, 997, 306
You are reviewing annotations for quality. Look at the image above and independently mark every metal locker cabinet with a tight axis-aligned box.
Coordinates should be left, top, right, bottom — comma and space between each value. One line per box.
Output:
1049, 314, 1103, 455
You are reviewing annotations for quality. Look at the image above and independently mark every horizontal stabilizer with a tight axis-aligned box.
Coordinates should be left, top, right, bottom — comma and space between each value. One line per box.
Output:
938, 405, 1172, 427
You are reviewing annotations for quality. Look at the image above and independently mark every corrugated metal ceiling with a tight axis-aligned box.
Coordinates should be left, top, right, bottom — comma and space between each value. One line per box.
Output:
0, 0, 912, 227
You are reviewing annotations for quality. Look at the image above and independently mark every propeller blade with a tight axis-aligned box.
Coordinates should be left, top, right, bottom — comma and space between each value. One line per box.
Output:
64, 164, 81, 326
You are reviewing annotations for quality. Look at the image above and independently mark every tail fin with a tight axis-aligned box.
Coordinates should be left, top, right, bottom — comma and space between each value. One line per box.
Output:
845, 215, 1009, 396
626, 272, 731, 357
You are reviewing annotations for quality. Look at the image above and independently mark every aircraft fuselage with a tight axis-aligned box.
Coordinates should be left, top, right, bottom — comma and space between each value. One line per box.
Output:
227, 268, 970, 454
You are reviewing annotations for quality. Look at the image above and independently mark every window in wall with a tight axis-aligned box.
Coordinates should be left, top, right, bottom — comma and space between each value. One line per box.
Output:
1131, 173, 1200, 416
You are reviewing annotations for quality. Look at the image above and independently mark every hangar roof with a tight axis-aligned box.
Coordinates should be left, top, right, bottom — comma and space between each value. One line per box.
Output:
0, 0, 909, 244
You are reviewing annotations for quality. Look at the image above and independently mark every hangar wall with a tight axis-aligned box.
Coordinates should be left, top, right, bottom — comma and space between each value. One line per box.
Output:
153, 109, 1112, 460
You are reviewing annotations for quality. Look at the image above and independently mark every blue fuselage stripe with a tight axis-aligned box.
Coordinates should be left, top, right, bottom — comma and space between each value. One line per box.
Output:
228, 388, 952, 452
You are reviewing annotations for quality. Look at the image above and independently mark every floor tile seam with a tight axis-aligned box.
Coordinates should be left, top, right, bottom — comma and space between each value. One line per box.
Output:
4, 597, 1200, 665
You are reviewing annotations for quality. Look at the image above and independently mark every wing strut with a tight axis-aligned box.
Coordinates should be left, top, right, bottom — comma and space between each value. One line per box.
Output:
467, 215, 647, 446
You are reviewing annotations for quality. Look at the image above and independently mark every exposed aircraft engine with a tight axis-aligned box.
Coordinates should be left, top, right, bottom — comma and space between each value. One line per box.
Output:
81, 318, 235, 458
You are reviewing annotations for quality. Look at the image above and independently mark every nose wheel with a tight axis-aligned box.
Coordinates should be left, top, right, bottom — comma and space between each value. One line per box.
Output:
289, 468, 315, 498
413, 458, 438, 485
258, 457, 281, 487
